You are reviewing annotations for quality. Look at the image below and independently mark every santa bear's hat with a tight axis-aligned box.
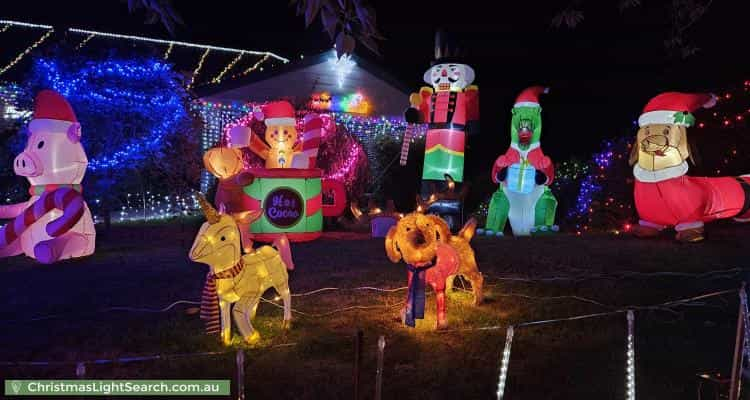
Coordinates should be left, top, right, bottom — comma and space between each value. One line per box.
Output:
28, 90, 79, 133
514, 86, 549, 108
255, 101, 296, 126
638, 92, 716, 127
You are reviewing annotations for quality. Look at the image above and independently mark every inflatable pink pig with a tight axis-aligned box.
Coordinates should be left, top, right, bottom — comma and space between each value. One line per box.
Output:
0, 90, 95, 264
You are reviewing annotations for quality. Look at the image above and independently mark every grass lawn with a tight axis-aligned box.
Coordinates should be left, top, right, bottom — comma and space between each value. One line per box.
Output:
1, 220, 749, 399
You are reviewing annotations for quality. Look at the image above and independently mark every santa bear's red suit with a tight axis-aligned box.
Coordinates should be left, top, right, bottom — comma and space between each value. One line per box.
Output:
631, 92, 750, 240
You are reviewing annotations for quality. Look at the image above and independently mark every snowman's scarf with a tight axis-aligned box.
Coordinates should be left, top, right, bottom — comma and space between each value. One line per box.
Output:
0, 187, 84, 248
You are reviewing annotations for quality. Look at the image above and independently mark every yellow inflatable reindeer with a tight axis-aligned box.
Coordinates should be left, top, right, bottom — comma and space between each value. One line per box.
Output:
190, 194, 293, 345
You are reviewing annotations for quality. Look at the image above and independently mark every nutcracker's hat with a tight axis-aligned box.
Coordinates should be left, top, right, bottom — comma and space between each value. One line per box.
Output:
432, 30, 469, 65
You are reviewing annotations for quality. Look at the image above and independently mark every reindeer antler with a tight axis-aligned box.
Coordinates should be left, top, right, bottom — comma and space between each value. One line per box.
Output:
196, 193, 220, 224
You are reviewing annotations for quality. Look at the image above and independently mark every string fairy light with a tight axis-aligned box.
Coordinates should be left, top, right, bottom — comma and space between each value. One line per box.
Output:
29, 57, 190, 171
238, 54, 270, 77
0, 19, 53, 30
496, 325, 514, 400
75, 33, 95, 50
68, 27, 289, 63
212, 53, 243, 84
0, 28, 54, 76
163, 43, 174, 60
0, 25, 10, 34
626, 310, 635, 400
187, 48, 211, 90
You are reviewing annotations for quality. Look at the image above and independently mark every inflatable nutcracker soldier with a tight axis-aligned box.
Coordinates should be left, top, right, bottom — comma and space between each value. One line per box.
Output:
482, 86, 558, 236
403, 32, 479, 230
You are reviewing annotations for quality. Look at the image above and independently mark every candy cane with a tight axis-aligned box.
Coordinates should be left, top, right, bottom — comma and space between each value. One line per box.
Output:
400, 125, 414, 166
0, 188, 85, 248
291, 114, 323, 169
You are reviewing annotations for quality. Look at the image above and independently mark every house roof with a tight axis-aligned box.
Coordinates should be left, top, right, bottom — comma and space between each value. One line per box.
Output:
195, 50, 413, 116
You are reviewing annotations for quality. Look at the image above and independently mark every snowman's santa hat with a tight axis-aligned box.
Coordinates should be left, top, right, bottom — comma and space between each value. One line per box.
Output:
638, 92, 716, 127
514, 86, 549, 108
254, 101, 296, 126
28, 90, 79, 133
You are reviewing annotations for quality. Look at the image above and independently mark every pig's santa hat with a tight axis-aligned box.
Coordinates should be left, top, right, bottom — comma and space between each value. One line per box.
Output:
514, 86, 549, 108
28, 90, 79, 134
638, 92, 717, 127
254, 101, 296, 126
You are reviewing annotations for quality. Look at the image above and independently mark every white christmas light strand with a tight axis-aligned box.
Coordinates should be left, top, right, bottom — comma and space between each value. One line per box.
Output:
0, 20, 53, 30
68, 27, 289, 63
626, 310, 635, 400
75, 33, 95, 50
0, 28, 54, 76
496, 326, 514, 400
212, 53, 243, 84
163, 43, 174, 60
239, 54, 270, 77
187, 48, 210, 90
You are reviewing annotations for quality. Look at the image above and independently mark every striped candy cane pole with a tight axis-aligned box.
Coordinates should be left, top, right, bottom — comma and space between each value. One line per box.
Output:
0, 188, 85, 249
400, 125, 414, 166
291, 114, 323, 169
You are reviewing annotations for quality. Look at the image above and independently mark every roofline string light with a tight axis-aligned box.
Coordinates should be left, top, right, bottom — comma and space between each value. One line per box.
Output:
212, 53, 243, 84
67, 27, 289, 63
0, 28, 55, 76
0, 19, 289, 84
0, 20, 53, 30
238, 54, 270, 78
75, 33, 95, 50
187, 48, 211, 90
163, 43, 174, 60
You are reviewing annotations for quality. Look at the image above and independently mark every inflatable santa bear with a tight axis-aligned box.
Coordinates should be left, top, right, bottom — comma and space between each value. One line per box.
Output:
0, 90, 95, 263
403, 31, 479, 230
629, 92, 750, 242
249, 100, 318, 169
483, 86, 557, 236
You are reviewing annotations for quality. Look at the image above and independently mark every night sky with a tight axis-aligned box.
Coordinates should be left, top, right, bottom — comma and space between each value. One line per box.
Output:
3, 0, 749, 164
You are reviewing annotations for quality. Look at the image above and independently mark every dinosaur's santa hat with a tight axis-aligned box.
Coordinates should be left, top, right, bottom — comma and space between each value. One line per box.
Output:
638, 92, 716, 127
514, 86, 549, 108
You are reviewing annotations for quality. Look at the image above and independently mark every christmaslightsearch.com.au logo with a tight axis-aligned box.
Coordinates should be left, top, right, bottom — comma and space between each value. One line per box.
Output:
4, 380, 230, 396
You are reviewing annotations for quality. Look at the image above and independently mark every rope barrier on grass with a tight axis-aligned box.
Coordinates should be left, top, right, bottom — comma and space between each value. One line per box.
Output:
3, 282, 739, 325
0, 343, 296, 367
484, 267, 745, 284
